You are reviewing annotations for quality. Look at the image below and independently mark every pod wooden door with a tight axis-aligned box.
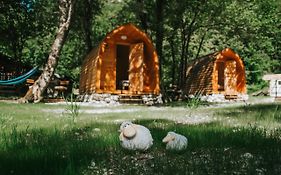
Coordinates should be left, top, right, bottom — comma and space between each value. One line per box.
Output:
224, 60, 237, 95
129, 43, 144, 94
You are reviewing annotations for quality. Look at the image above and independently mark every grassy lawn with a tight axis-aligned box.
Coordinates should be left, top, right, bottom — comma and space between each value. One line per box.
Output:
0, 100, 280, 174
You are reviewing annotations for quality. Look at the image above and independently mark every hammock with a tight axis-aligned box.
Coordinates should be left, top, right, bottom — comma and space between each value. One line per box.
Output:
0, 67, 38, 85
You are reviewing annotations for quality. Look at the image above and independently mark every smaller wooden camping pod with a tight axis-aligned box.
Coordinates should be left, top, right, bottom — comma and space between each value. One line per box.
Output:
185, 48, 246, 98
79, 24, 160, 96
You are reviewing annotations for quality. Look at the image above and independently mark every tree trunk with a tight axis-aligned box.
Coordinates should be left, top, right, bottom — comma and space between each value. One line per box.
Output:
155, 0, 166, 101
19, 0, 74, 103
155, 0, 165, 85
168, 36, 176, 85
182, 32, 192, 89
179, 11, 199, 90
195, 29, 209, 59
83, 0, 93, 52
178, 26, 187, 88
136, 0, 148, 32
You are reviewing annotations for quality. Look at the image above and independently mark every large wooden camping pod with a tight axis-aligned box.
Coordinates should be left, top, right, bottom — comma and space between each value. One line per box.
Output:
79, 24, 160, 98
185, 48, 247, 100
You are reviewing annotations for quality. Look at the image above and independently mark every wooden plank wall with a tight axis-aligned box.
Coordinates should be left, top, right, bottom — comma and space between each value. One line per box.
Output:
235, 60, 246, 94
142, 44, 160, 94
185, 57, 215, 95
99, 42, 116, 92
79, 47, 99, 94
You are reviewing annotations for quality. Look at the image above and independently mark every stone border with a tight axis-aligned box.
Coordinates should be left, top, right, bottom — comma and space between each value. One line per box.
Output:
77, 93, 163, 105
142, 94, 163, 105
77, 93, 120, 105
195, 93, 249, 103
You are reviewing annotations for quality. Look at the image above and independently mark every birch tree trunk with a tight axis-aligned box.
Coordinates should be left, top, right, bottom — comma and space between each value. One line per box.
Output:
19, 0, 74, 103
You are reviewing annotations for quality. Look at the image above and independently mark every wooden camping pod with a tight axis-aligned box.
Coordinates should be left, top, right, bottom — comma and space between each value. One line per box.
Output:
79, 24, 160, 95
185, 48, 246, 98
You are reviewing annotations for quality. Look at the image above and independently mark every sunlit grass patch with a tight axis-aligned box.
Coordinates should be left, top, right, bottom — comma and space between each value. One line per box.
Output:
216, 103, 281, 128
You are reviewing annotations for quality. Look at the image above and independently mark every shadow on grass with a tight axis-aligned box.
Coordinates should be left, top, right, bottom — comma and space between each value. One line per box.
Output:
0, 119, 280, 175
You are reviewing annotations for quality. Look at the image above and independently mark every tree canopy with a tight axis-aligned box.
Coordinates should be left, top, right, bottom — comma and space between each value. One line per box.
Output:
1, 0, 280, 92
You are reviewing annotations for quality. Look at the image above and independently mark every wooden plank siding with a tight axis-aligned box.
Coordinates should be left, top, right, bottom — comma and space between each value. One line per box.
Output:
185, 56, 215, 95
79, 46, 99, 94
79, 23, 160, 96
99, 42, 116, 91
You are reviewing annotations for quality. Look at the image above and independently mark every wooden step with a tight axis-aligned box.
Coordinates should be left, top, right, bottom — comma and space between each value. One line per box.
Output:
119, 95, 142, 99
225, 94, 238, 100
118, 95, 143, 104
119, 99, 143, 104
43, 98, 66, 103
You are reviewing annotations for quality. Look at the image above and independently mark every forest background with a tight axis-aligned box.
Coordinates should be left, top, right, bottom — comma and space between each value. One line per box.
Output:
1, 0, 280, 94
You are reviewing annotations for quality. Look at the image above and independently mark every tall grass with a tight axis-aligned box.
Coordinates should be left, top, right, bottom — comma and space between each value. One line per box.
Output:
65, 93, 81, 125
186, 93, 205, 109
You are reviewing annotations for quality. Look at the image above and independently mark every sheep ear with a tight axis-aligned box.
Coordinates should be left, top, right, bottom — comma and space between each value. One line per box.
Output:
123, 125, 136, 138
162, 134, 173, 143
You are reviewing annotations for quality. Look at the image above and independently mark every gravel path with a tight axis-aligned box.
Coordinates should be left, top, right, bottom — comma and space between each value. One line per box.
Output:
43, 103, 216, 125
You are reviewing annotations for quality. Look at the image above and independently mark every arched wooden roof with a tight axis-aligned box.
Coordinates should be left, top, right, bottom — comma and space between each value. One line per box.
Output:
216, 48, 244, 67
103, 23, 155, 45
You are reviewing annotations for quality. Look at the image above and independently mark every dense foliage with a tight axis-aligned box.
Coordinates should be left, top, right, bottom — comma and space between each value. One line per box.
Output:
1, 0, 280, 90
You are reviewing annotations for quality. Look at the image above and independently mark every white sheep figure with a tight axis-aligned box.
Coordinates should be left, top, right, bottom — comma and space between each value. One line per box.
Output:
162, 131, 188, 151
119, 121, 153, 151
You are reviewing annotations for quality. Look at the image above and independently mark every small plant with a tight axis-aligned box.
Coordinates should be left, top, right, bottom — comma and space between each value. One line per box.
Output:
186, 93, 203, 109
65, 93, 80, 125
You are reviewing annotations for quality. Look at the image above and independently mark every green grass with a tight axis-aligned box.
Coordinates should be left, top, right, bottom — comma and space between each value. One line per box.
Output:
216, 103, 281, 129
0, 101, 280, 174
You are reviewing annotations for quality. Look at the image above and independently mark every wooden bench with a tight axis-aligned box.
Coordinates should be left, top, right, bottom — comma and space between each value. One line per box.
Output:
26, 79, 70, 99
53, 80, 70, 98
26, 78, 35, 85
225, 94, 238, 100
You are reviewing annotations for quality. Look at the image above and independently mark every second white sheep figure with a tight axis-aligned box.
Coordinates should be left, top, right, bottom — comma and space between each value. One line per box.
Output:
119, 121, 153, 151
162, 131, 188, 151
